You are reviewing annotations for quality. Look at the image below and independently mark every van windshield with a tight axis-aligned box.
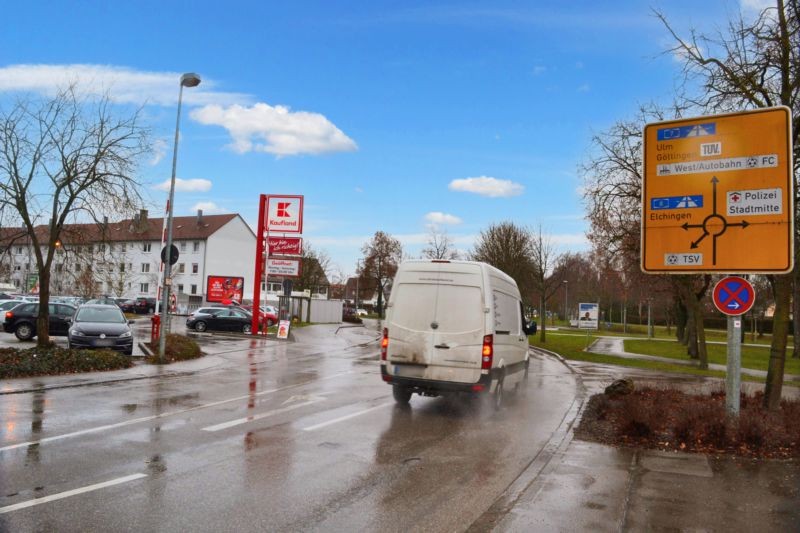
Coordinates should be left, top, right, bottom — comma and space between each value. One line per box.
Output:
391, 283, 483, 333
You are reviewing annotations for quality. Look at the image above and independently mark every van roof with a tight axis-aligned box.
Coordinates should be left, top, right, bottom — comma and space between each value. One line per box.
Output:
397, 259, 517, 288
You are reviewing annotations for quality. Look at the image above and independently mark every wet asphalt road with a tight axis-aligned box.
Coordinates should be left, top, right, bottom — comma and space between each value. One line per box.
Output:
0, 322, 579, 532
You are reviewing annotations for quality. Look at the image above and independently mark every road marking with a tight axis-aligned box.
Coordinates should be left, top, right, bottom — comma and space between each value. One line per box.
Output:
0, 372, 353, 452
301, 402, 393, 432
202, 397, 325, 432
0, 473, 147, 514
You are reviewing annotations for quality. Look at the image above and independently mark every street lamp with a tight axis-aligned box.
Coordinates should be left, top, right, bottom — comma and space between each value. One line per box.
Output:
563, 280, 568, 325
159, 72, 201, 361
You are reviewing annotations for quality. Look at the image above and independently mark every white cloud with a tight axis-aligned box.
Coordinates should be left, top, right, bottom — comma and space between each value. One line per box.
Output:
532, 65, 547, 76
154, 178, 212, 193
575, 61, 584, 69
424, 211, 462, 225
190, 103, 358, 157
448, 176, 524, 198
577, 83, 590, 93
354, 186, 364, 193
0, 64, 250, 107
191, 201, 225, 214
149, 138, 168, 166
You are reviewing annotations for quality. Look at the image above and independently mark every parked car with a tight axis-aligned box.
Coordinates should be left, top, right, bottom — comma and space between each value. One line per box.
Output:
186, 307, 253, 333
67, 304, 133, 355
357, 308, 369, 316
117, 299, 136, 313
134, 297, 156, 314
3, 302, 77, 340
240, 304, 278, 326
0, 300, 25, 312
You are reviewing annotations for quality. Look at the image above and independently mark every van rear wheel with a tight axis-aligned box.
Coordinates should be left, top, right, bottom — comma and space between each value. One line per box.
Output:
493, 374, 505, 411
392, 385, 412, 405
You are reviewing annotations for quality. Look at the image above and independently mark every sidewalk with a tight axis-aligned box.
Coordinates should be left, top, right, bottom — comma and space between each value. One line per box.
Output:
487, 349, 800, 532
587, 336, 800, 382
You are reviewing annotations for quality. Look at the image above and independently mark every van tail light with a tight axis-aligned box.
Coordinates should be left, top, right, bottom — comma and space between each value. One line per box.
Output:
381, 328, 389, 360
481, 335, 493, 370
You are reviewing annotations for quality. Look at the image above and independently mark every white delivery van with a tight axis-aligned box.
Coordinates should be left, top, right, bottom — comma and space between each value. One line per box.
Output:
380, 260, 536, 408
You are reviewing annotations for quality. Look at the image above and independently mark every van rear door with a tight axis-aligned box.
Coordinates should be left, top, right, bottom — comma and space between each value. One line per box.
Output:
388, 263, 485, 373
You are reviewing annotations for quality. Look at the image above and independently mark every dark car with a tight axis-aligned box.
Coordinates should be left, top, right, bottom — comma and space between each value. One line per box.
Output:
134, 297, 156, 314
117, 299, 136, 313
68, 304, 133, 355
3, 302, 77, 340
186, 307, 253, 333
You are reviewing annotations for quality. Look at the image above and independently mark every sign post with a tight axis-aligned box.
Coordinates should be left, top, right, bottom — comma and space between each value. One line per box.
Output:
712, 276, 755, 416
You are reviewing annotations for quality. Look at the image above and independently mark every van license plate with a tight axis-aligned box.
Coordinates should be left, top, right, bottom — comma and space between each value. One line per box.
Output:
394, 364, 426, 378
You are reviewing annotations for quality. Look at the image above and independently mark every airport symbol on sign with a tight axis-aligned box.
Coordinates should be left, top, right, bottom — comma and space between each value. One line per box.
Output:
712, 276, 755, 316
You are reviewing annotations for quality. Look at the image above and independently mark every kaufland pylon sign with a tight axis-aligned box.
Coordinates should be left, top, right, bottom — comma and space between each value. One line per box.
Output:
252, 194, 304, 335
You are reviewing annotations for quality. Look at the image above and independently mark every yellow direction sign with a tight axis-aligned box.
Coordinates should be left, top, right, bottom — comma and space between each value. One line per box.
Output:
642, 107, 793, 273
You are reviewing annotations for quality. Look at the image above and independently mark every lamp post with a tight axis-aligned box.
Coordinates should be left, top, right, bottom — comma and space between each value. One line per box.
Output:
563, 280, 568, 325
159, 73, 201, 361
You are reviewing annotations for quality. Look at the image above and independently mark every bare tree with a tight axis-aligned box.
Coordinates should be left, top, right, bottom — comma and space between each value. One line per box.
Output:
530, 226, 566, 342
470, 221, 536, 298
0, 87, 150, 346
360, 231, 403, 317
657, 0, 800, 408
421, 226, 460, 260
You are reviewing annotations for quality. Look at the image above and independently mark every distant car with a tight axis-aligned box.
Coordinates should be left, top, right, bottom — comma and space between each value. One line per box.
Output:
357, 308, 368, 316
240, 304, 278, 326
186, 307, 253, 333
134, 297, 156, 314
85, 297, 118, 306
117, 299, 136, 313
3, 302, 77, 340
342, 306, 362, 323
68, 304, 133, 355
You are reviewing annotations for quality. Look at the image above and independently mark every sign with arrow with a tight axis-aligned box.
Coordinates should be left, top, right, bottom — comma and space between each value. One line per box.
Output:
641, 107, 793, 273
712, 276, 755, 316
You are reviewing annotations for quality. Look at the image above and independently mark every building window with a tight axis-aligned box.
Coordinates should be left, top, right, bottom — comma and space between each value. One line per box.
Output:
177, 284, 184, 293
192, 263, 198, 274
56, 264, 63, 272
16, 246, 23, 254
99, 243, 106, 252
108, 244, 115, 252
178, 263, 185, 274
75, 264, 81, 272
180, 241, 186, 252
190, 284, 197, 295
120, 263, 125, 272
140, 283, 149, 293
121, 243, 127, 252
142, 243, 151, 252
14, 265, 20, 271
141, 263, 150, 273
193, 241, 200, 252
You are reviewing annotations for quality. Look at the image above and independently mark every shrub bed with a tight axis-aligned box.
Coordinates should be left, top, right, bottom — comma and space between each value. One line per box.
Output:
0, 345, 133, 379
145, 333, 202, 364
576, 386, 800, 458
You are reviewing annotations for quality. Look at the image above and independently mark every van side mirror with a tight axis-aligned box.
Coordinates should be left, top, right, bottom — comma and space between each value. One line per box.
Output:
524, 321, 537, 335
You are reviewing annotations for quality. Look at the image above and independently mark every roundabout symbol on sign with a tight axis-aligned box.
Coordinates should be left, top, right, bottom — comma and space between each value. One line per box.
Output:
712, 276, 755, 316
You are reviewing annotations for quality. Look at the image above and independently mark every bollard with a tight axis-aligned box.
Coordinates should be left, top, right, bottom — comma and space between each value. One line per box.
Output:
151, 314, 161, 345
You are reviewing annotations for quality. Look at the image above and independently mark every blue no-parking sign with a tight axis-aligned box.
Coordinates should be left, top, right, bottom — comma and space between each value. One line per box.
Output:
712, 276, 755, 316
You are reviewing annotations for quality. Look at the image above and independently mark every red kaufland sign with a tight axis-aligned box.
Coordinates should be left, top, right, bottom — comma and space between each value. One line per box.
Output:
268, 236, 302, 256
265, 195, 304, 234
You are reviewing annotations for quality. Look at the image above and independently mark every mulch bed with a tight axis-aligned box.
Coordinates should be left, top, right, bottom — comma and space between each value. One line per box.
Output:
575, 386, 800, 459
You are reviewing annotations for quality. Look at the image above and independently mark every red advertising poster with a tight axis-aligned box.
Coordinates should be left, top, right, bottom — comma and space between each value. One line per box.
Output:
206, 276, 245, 303
268, 236, 302, 256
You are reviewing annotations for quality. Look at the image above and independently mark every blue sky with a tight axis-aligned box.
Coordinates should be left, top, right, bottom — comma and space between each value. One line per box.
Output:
0, 0, 768, 277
